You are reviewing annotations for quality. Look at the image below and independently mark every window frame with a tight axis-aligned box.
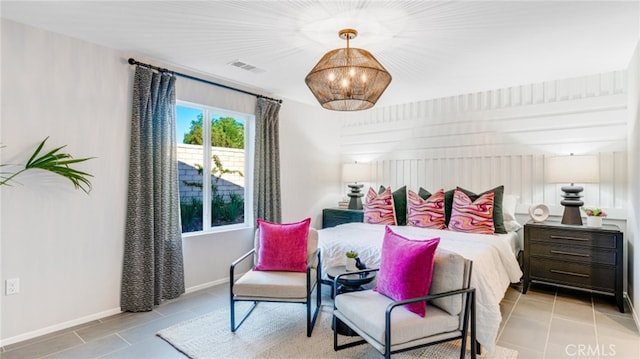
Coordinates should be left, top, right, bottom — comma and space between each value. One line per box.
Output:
176, 100, 254, 236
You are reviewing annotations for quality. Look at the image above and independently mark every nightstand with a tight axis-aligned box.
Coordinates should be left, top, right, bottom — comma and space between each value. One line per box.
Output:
523, 222, 624, 312
322, 208, 364, 229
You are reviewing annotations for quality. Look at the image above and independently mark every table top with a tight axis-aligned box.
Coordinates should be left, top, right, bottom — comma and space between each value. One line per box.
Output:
326, 265, 376, 286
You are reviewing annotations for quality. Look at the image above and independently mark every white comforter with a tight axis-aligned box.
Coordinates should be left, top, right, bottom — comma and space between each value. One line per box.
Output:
318, 223, 523, 352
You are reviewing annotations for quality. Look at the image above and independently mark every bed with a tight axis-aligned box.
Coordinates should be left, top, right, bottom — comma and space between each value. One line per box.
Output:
318, 221, 523, 352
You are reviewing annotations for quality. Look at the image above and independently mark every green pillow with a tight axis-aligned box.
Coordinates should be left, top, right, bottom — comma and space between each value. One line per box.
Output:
444, 189, 456, 227
378, 185, 407, 225
418, 187, 432, 200
444, 185, 506, 234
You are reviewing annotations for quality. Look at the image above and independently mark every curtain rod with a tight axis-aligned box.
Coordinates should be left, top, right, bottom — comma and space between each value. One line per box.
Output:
127, 58, 282, 104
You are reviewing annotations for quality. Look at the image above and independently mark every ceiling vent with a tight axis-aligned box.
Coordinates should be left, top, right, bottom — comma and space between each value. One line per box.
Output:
228, 60, 266, 74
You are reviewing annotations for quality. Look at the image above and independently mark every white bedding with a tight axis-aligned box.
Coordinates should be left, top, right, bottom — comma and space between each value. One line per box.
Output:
318, 222, 523, 352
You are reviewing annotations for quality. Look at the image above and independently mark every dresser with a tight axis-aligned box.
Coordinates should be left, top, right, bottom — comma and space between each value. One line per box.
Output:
523, 222, 624, 312
322, 208, 364, 229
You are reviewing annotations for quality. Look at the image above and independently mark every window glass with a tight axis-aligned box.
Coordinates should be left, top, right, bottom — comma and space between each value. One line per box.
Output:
210, 113, 245, 227
176, 102, 251, 234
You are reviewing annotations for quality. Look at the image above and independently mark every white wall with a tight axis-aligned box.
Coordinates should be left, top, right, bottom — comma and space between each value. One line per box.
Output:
279, 100, 342, 227
626, 40, 640, 327
0, 19, 341, 345
336, 71, 628, 210
1, 19, 131, 343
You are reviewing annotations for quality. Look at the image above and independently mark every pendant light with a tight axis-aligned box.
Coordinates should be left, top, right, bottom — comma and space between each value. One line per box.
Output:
305, 29, 392, 111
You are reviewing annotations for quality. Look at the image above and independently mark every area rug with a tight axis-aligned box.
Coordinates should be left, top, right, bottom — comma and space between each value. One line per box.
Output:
157, 303, 518, 359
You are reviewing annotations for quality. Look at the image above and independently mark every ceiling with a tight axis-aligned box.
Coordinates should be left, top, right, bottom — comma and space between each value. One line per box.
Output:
2, 1, 639, 108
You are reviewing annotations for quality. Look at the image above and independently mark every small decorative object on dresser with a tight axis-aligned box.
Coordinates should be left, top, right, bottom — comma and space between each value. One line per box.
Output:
582, 207, 606, 228
523, 222, 624, 312
528, 204, 550, 223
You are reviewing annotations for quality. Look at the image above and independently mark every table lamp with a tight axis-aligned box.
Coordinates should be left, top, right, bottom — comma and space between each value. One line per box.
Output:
545, 154, 599, 225
342, 162, 371, 210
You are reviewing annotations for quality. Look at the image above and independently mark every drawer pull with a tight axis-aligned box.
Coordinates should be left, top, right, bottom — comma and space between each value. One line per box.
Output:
550, 269, 589, 278
549, 235, 589, 242
549, 250, 590, 257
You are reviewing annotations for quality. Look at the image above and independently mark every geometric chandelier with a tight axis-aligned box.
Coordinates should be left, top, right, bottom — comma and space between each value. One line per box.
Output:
305, 28, 392, 111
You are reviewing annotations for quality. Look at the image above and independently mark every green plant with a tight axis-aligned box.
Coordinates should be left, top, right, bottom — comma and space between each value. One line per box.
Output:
226, 192, 244, 221
180, 196, 203, 232
582, 207, 607, 217
0, 137, 94, 193
346, 250, 358, 258
195, 154, 244, 181
211, 192, 226, 222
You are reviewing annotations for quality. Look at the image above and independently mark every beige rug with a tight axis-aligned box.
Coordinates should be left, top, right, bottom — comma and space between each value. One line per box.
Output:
157, 302, 518, 359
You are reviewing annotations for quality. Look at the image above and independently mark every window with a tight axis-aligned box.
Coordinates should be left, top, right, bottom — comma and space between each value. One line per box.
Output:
176, 101, 254, 234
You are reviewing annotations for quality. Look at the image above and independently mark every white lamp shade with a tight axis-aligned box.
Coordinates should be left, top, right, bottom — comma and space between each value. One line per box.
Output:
342, 163, 371, 183
545, 155, 600, 183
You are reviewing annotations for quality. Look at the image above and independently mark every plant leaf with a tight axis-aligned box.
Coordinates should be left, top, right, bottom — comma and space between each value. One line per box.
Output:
8, 137, 96, 193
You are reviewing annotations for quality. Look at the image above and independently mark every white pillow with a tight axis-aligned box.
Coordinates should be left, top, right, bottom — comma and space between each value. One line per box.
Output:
502, 194, 522, 232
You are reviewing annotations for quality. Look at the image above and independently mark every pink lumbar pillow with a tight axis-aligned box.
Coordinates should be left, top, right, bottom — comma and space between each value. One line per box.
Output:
374, 226, 440, 317
254, 218, 310, 272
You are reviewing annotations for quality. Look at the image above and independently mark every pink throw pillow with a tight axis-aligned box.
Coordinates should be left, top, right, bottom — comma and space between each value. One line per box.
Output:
254, 218, 310, 272
448, 188, 495, 234
374, 226, 440, 317
406, 188, 446, 229
363, 187, 397, 225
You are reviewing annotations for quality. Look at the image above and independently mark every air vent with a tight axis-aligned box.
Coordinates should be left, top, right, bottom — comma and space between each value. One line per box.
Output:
228, 60, 265, 74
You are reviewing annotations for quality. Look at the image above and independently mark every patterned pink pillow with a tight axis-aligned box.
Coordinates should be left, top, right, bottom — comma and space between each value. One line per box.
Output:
448, 188, 495, 234
407, 189, 446, 229
254, 218, 310, 272
363, 187, 397, 225
374, 226, 440, 317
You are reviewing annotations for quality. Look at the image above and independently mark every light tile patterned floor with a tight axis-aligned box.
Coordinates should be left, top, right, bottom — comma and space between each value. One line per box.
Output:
1, 282, 638, 358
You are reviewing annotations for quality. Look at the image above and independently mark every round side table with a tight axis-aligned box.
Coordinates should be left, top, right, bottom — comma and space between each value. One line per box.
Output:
326, 265, 376, 293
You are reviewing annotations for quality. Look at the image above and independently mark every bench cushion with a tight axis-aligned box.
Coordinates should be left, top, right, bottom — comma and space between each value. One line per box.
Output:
335, 290, 459, 346
234, 269, 316, 300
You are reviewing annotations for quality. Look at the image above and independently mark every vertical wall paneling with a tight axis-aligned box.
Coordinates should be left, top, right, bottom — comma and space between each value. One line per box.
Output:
614, 151, 628, 209
368, 154, 626, 212
340, 71, 628, 213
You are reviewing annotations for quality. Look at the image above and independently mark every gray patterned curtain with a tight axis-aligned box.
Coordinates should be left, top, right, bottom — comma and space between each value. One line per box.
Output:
254, 98, 282, 222
121, 66, 185, 312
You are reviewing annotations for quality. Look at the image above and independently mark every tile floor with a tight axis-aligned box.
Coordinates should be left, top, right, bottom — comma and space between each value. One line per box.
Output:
1, 282, 638, 358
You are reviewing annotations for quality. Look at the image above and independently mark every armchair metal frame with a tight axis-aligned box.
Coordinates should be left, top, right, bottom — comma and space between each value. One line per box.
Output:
229, 248, 322, 337
333, 265, 477, 359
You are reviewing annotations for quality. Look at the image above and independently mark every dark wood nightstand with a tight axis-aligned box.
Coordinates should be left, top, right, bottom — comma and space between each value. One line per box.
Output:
523, 222, 624, 312
322, 208, 363, 229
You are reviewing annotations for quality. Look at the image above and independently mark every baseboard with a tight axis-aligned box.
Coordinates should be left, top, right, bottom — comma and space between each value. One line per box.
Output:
1, 277, 237, 348
625, 293, 640, 334
185, 277, 229, 294
0, 307, 122, 347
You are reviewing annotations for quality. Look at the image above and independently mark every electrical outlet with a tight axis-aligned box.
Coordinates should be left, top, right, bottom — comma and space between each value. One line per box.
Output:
6, 278, 19, 295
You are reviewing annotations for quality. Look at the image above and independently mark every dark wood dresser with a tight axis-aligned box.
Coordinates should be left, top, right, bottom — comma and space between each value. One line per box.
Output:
523, 222, 624, 312
322, 208, 363, 229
